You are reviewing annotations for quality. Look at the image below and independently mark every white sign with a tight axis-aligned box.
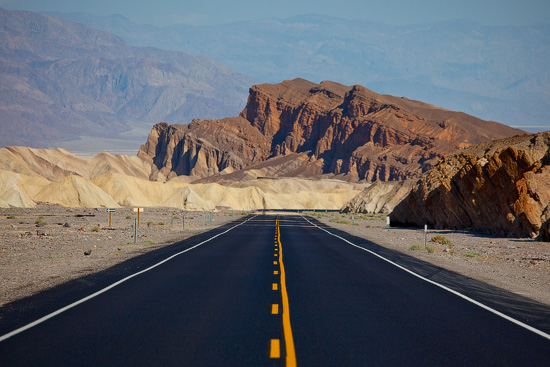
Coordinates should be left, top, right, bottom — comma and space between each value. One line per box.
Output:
133, 208, 144, 212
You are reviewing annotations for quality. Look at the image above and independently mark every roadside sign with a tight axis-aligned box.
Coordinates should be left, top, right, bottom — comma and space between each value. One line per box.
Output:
106, 209, 116, 228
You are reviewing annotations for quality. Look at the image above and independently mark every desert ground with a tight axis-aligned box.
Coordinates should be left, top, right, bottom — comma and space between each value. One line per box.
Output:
1, 207, 549, 308
0, 204, 246, 306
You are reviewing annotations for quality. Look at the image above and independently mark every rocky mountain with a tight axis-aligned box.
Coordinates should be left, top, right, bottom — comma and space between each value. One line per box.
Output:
138, 78, 524, 182
0, 7, 254, 148
390, 132, 550, 240
48, 12, 550, 128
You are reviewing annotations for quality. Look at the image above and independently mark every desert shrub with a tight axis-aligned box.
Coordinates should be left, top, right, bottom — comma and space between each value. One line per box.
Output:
126, 215, 132, 219
410, 244, 423, 251
147, 221, 166, 227
91, 225, 100, 232
426, 245, 436, 253
35, 219, 47, 226
330, 218, 351, 225
464, 252, 482, 258
6, 215, 16, 219
430, 235, 453, 246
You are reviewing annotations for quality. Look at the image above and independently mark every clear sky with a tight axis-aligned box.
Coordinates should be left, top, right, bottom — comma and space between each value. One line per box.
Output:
1, 0, 548, 26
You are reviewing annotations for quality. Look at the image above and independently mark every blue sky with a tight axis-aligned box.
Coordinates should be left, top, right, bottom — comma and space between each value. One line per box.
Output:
1, 0, 549, 26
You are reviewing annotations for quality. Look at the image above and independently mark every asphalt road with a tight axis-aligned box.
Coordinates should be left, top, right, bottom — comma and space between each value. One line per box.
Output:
1, 214, 549, 366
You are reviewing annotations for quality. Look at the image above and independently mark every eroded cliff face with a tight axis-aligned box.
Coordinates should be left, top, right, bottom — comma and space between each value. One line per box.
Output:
139, 78, 524, 182
391, 132, 550, 240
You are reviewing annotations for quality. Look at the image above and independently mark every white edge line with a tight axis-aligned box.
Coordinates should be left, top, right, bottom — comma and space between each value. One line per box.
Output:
0, 215, 257, 343
303, 216, 550, 341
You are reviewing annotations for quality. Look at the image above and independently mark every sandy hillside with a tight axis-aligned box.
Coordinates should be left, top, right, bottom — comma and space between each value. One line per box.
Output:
0, 147, 364, 211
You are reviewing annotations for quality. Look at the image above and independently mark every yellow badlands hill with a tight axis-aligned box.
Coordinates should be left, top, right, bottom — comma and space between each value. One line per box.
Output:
0, 147, 362, 210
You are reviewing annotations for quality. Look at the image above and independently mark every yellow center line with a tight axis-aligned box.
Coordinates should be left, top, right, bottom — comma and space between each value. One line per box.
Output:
272, 304, 279, 314
270, 339, 280, 358
277, 218, 297, 367
274, 270, 279, 275
272, 283, 278, 291
273, 261, 278, 265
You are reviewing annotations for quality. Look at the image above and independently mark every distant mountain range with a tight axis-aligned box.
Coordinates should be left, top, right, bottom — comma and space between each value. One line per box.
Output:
45, 12, 550, 129
0, 8, 255, 149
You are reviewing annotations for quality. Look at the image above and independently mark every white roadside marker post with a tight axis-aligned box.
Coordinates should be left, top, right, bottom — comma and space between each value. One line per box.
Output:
424, 224, 428, 249
134, 218, 138, 244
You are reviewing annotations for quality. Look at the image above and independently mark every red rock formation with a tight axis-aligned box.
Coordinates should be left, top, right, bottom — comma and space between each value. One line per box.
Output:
139, 78, 524, 182
390, 132, 550, 240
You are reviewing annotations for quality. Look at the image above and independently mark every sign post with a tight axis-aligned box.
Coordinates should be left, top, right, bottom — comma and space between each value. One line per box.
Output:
133, 208, 144, 228
106, 208, 115, 228
386, 216, 390, 231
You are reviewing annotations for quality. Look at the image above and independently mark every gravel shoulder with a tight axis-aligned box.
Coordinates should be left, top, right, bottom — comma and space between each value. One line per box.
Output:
316, 212, 550, 307
0, 204, 245, 306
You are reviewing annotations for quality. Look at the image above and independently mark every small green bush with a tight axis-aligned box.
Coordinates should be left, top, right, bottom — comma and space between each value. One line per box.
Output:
6, 215, 16, 219
330, 218, 351, 225
464, 252, 482, 258
426, 245, 436, 253
410, 244, 423, 251
91, 225, 100, 232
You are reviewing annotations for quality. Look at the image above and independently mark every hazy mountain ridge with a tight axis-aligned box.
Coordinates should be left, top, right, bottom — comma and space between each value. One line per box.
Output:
0, 8, 255, 148
47, 12, 550, 127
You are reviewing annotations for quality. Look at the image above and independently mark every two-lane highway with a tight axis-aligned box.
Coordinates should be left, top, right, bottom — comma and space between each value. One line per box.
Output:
1, 214, 549, 366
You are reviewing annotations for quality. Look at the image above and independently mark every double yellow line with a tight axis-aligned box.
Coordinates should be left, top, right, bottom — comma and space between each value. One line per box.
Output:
275, 218, 297, 366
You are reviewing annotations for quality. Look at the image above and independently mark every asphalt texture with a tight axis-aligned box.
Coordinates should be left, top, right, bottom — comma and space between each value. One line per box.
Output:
1, 214, 549, 366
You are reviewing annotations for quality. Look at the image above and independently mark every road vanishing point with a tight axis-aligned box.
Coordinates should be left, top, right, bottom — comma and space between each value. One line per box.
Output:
1, 215, 549, 366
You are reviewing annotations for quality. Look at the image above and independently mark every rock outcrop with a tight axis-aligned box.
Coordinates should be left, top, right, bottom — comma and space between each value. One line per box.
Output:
139, 78, 523, 182
340, 180, 415, 214
390, 132, 550, 240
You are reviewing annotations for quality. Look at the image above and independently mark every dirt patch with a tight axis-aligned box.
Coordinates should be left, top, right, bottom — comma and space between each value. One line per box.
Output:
313, 212, 550, 306
0, 204, 245, 306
